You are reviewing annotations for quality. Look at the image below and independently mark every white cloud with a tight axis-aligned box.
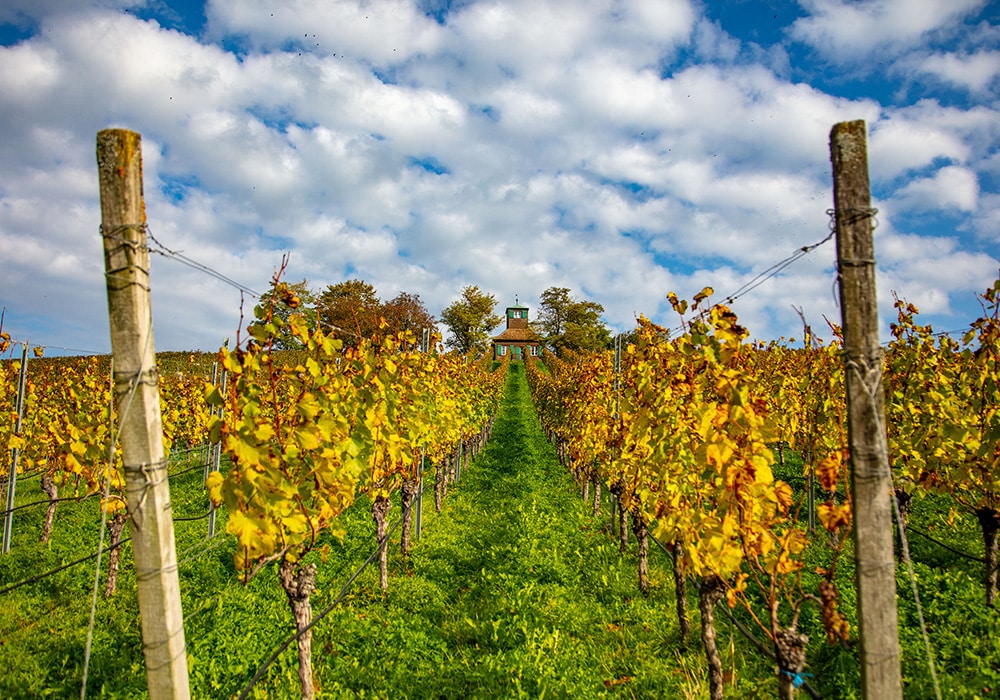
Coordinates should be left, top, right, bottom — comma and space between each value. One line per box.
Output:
869, 113, 970, 180
206, 0, 446, 63
877, 230, 998, 314
0, 0, 997, 352
892, 165, 979, 212
913, 50, 1000, 92
0, 0, 138, 25
0, 43, 61, 99
971, 193, 1000, 242
791, 0, 986, 60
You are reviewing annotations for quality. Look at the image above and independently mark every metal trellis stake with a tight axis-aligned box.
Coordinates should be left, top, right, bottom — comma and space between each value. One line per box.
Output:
415, 448, 424, 540
207, 351, 227, 539
2, 343, 29, 554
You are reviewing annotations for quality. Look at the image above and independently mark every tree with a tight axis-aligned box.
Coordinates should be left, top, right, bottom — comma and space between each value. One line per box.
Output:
258, 278, 317, 350
533, 286, 611, 355
317, 279, 381, 346
381, 292, 436, 338
440, 286, 501, 355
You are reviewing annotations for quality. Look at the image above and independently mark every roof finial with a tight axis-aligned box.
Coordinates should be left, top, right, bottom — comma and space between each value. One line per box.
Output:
515, 293, 519, 306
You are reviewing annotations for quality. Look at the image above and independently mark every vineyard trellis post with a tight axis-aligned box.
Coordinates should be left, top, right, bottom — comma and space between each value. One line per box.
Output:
97, 128, 191, 699
205, 360, 219, 537
2, 342, 29, 554
416, 329, 431, 540
415, 448, 424, 539
829, 119, 902, 699
207, 351, 228, 539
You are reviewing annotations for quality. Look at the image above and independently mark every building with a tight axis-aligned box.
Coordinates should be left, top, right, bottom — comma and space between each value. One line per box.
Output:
492, 299, 541, 361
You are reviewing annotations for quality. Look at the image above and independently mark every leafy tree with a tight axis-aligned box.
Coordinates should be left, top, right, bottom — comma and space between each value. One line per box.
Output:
317, 279, 381, 346
535, 287, 572, 339
258, 278, 317, 350
381, 291, 437, 338
318, 283, 437, 347
616, 327, 640, 349
533, 286, 611, 355
440, 286, 501, 355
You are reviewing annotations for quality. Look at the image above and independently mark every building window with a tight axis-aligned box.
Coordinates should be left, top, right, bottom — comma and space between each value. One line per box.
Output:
530, 345, 539, 356
497, 345, 507, 356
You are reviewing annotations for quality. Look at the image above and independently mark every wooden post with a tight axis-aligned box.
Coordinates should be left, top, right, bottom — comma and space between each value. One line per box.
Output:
829, 120, 902, 699
97, 129, 190, 699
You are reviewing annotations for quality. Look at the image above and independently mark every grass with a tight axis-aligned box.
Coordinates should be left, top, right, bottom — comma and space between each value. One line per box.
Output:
307, 362, 709, 698
1, 362, 997, 698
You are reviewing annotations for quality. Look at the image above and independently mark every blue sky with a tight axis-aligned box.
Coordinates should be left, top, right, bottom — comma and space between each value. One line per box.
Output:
1, 0, 997, 354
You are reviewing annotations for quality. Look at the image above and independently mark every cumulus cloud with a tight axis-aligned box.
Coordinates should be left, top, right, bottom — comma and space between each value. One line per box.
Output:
891, 165, 979, 212
912, 50, 1000, 92
790, 0, 986, 60
0, 0, 997, 352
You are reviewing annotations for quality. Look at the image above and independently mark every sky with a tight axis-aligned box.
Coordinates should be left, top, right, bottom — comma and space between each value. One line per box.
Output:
1, 0, 998, 355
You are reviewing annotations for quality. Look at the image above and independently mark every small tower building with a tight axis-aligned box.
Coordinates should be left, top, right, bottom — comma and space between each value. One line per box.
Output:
492, 298, 541, 361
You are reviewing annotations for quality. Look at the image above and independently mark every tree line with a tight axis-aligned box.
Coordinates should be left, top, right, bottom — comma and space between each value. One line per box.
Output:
260, 279, 613, 356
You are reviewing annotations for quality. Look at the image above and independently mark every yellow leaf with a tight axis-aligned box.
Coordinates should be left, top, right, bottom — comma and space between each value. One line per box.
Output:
205, 471, 225, 506
815, 451, 843, 491
207, 415, 222, 444
295, 428, 320, 450
204, 383, 224, 407
774, 481, 793, 512
228, 437, 262, 468
227, 510, 258, 550
817, 501, 852, 532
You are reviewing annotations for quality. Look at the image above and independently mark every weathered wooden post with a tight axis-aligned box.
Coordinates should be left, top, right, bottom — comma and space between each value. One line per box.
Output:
829, 119, 902, 699
97, 128, 190, 699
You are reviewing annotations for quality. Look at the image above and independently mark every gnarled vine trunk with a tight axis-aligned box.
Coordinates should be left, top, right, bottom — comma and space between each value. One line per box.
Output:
774, 626, 809, 700
400, 477, 419, 557
631, 511, 649, 596
278, 560, 317, 700
103, 511, 128, 598
610, 484, 628, 553
976, 507, 999, 607
592, 480, 601, 517
699, 575, 725, 700
894, 487, 912, 559
40, 473, 58, 543
372, 495, 392, 592
672, 540, 689, 642
435, 459, 445, 513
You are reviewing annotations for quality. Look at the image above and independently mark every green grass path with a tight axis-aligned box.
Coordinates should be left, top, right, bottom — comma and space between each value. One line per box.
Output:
314, 363, 704, 699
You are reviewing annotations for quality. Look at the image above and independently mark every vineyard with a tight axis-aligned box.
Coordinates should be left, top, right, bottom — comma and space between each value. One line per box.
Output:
0, 310, 507, 698
1, 124, 999, 699
1, 319, 999, 698
526, 281, 1000, 699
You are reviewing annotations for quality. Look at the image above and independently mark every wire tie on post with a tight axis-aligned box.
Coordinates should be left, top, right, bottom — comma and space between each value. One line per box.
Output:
838, 258, 876, 268
827, 206, 879, 230
136, 561, 179, 583
113, 367, 160, 396
99, 224, 149, 253
124, 458, 170, 528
